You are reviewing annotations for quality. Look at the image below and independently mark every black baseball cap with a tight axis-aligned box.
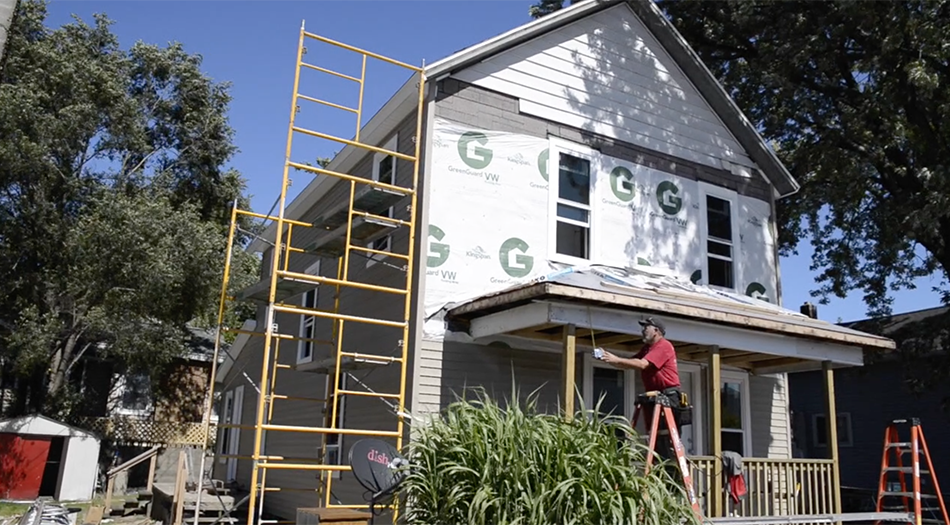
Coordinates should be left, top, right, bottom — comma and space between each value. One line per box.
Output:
639, 317, 666, 335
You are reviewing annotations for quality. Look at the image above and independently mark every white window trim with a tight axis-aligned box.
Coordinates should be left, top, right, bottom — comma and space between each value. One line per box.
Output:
720, 369, 753, 457
225, 385, 243, 481
547, 137, 599, 267
812, 412, 854, 448
698, 181, 741, 292
367, 134, 398, 268
582, 352, 638, 422
677, 361, 704, 456
297, 261, 321, 365
324, 373, 347, 479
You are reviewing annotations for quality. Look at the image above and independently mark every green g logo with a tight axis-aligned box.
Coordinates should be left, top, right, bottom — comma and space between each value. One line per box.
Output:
746, 282, 770, 302
538, 148, 549, 182
427, 224, 450, 268
610, 166, 636, 202
656, 180, 682, 215
457, 131, 493, 169
499, 237, 533, 278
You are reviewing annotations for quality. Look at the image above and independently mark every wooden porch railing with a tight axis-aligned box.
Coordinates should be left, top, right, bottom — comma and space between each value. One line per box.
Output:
688, 456, 837, 518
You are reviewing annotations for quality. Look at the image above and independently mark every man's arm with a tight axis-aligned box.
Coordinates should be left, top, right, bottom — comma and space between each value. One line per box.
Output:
600, 350, 650, 370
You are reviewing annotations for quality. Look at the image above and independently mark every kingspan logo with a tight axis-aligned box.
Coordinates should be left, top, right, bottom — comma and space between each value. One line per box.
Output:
426, 224, 456, 283
651, 180, 687, 228
498, 237, 533, 279
450, 131, 502, 185
465, 245, 491, 260
506, 152, 532, 167
746, 282, 770, 303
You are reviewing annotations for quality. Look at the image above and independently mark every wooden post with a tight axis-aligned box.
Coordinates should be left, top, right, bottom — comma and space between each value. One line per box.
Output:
709, 346, 722, 518
173, 450, 187, 525
104, 475, 115, 513
147, 453, 157, 493
562, 324, 577, 421
822, 360, 842, 515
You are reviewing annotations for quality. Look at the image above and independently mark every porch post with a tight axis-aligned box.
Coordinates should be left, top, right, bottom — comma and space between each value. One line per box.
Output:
561, 324, 576, 421
822, 360, 843, 515
709, 346, 722, 518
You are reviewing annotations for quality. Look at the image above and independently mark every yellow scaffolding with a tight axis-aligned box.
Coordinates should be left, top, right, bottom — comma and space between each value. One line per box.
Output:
195, 21, 425, 525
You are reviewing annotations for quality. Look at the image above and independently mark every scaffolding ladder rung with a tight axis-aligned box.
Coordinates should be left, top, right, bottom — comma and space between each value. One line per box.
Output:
291, 127, 416, 162
349, 244, 410, 261
258, 462, 351, 471
302, 31, 424, 72
297, 94, 358, 114
275, 303, 407, 328
300, 61, 361, 82
260, 423, 400, 437
337, 388, 400, 400
351, 209, 409, 228
276, 269, 408, 295
235, 208, 312, 227
288, 161, 413, 196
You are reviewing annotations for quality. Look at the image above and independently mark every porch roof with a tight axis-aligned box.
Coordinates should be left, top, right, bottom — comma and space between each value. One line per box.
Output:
443, 267, 896, 373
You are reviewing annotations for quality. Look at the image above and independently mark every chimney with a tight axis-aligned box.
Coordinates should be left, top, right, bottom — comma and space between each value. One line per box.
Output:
800, 302, 818, 319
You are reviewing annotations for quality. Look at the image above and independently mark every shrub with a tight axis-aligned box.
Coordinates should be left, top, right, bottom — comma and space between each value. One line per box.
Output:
399, 386, 700, 525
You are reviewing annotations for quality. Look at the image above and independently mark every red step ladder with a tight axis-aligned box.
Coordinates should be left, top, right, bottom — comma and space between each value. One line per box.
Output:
876, 418, 949, 525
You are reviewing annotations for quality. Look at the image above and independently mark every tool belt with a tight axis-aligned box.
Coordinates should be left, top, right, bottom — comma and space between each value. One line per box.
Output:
660, 387, 693, 427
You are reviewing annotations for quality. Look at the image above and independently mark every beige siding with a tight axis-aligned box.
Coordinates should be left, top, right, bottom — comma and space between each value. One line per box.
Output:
750, 372, 791, 458
414, 339, 563, 422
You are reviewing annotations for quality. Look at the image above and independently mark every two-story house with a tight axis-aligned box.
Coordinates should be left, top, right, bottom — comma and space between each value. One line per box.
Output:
214, 0, 897, 522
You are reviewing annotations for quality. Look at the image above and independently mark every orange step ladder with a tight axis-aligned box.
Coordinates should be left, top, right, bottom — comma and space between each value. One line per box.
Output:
632, 391, 704, 522
876, 418, 949, 525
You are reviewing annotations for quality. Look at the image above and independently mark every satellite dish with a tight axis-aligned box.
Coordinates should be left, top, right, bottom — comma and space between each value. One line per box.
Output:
348, 438, 408, 520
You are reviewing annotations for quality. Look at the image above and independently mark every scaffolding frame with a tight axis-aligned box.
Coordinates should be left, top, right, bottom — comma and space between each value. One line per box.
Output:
194, 21, 426, 525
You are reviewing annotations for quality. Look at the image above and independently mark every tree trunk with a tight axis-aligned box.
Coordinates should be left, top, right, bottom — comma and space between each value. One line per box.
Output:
45, 332, 78, 412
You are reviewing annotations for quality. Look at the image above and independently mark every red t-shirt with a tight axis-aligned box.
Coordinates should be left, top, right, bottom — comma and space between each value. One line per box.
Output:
634, 338, 680, 391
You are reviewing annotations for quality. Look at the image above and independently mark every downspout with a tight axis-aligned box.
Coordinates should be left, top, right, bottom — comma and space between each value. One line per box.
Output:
0, 0, 16, 76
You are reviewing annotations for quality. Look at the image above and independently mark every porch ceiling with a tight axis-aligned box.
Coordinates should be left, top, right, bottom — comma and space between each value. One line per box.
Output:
443, 269, 896, 374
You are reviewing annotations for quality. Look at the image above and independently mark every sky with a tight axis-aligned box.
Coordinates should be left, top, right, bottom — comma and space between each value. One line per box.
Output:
42, 0, 944, 324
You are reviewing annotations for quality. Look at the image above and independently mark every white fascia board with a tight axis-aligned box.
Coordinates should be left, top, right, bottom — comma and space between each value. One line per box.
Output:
467, 301, 551, 339
533, 302, 864, 367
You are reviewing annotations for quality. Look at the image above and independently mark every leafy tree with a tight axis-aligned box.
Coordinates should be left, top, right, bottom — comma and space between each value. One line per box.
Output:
0, 0, 260, 417
527, 0, 950, 385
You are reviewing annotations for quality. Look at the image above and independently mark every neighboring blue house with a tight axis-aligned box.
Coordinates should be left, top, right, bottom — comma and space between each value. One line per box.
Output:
788, 305, 950, 511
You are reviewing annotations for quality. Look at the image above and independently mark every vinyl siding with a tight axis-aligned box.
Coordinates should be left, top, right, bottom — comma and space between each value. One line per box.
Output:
750, 372, 791, 458
450, 3, 758, 175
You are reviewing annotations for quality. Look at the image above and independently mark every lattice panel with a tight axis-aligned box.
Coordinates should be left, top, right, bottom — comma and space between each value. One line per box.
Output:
76, 416, 216, 447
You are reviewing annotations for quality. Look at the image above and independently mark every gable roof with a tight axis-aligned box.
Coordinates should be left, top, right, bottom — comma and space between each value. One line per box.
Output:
250, 0, 799, 252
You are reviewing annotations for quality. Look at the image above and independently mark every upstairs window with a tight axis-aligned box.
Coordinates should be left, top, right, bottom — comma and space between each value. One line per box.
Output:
699, 183, 739, 290
555, 152, 592, 260
368, 135, 397, 267
297, 261, 320, 364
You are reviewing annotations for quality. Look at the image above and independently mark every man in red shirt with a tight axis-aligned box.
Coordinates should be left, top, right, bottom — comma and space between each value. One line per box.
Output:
599, 317, 683, 477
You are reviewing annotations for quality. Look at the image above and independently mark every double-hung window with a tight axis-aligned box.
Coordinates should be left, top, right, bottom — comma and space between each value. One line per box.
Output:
297, 261, 320, 364
699, 183, 739, 290
551, 140, 595, 261
367, 135, 397, 267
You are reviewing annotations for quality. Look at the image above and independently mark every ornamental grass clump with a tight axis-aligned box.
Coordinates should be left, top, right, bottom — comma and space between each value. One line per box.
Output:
400, 386, 700, 525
